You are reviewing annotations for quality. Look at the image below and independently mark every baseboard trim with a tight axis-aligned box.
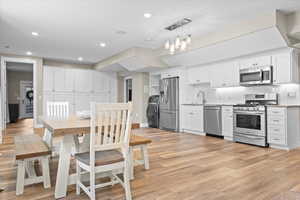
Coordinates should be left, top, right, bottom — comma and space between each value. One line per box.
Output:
140, 123, 148, 128
182, 129, 206, 136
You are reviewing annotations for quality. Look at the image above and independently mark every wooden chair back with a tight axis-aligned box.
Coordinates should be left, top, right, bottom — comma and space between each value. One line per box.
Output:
46, 102, 69, 120
90, 102, 133, 164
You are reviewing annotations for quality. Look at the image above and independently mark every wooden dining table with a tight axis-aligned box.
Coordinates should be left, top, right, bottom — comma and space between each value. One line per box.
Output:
41, 116, 134, 199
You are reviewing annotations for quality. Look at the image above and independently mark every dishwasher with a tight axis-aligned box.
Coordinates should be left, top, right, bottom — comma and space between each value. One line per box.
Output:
204, 105, 222, 136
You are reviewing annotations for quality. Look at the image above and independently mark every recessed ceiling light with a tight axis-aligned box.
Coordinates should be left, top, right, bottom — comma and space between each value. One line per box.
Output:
99, 42, 106, 47
26, 51, 32, 55
144, 13, 152, 18
78, 57, 83, 61
31, 32, 39, 36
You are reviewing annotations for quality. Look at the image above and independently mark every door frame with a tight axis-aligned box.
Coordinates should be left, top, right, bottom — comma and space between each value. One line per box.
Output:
124, 76, 132, 103
19, 80, 34, 119
0, 57, 37, 141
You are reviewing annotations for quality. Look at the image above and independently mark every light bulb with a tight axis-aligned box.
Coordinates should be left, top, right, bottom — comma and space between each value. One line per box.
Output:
180, 40, 187, 51
170, 43, 175, 54
165, 40, 170, 49
175, 36, 181, 49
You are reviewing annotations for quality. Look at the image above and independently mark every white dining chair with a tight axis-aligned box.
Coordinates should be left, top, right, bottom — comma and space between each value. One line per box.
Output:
75, 102, 133, 200
43, 102, 70, 153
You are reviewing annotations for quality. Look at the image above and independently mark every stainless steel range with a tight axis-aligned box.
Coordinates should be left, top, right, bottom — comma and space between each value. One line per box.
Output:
233, 93, 278, 147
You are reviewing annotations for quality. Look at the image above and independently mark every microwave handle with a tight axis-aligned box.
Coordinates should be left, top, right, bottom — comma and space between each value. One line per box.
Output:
260, 69, 263, 82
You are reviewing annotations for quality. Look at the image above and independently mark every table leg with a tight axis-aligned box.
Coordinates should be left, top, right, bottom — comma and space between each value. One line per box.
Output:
129, 147, 134, 180
43, 128, 52, 149
54, 134, 74, 199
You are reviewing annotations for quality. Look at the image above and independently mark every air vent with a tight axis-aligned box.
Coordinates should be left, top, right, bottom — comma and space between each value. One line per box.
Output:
165, 18, 192, 31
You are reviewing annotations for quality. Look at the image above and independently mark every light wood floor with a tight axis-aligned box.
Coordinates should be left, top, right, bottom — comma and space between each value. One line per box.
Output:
1, 119, 300, 199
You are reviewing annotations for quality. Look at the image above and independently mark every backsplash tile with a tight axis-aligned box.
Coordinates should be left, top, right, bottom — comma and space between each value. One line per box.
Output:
199, 84, 300, 105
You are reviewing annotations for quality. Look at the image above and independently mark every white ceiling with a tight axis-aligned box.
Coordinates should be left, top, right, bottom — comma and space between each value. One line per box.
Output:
1, 0, 300, 64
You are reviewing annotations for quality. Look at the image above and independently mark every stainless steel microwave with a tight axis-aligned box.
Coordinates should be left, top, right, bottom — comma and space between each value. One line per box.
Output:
239, 66, 273, 86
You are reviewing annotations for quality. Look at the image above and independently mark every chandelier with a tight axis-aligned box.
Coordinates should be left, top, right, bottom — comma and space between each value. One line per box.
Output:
164, 34, 192, 54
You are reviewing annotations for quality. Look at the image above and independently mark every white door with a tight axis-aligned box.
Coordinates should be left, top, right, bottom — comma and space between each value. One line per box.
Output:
19, 81, 33, 119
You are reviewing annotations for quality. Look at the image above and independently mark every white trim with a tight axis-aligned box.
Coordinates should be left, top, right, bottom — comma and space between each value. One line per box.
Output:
181, 130, 206, 136
140, 123, 148, 128
0, 57, 38, 141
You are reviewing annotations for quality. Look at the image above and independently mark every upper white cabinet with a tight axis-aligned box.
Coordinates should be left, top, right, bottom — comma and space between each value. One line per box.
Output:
272, 50, 299, 84
211, 62, 239, 88
74, 68, 93, 93
93, 72, 110, 93
187, 66, 211, 84
239, 55, 272, 69
43, 66, 117, 114
43, 66, 55, 92
44, 66, 75, 92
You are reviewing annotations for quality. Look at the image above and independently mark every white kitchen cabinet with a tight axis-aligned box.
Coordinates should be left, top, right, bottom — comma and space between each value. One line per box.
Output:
54, 92, 75, 114
74, 93, 93, 111
187, 66, 211, 85
239, 55, 272, 69
43, 66, 55, 92
43, 92, 54, 114
64, 68, 75, 92
211, 62, 239, 88
93, 72, 110, 93
74, 68, 93, 93
161, 68, 181, 79
267, 106, 300, 150
181, 105, 204, 134
222, 106, 233, 140
272, 50, 299, 84
93, 92, 110, 103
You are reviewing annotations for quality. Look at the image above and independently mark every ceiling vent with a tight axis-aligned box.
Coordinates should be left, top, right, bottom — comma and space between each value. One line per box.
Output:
165, 18, 192, 31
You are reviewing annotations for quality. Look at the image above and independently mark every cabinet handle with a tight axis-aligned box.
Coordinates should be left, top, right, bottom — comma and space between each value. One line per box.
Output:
272, 111, 280, 114
273, 120, 280, 122
273, 129, 280, 131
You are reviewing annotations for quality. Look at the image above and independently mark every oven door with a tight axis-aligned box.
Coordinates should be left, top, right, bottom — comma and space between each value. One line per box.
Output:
233, 111, 265, 136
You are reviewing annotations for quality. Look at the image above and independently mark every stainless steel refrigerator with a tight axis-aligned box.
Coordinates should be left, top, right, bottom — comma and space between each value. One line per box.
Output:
159, 77, 179, 132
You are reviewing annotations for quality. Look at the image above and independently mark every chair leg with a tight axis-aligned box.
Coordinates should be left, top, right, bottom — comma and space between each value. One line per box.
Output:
141, 145, 150, 170
90, 169, 96, 200
124, 160, 132, 200
129, 147, 134, 180
41, 157, 51, 188
76, 161, 81, 195
16, 161, 25, 195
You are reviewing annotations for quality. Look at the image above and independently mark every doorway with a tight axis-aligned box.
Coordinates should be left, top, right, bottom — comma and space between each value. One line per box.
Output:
6, 62, 33, 122
0, 57, 37, 142
124, 77, 132, 102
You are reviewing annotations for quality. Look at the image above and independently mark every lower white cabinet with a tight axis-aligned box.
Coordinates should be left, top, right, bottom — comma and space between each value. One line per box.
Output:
221, 106, 233, 140
267, 106, 300, 150
181, 105, 204, 134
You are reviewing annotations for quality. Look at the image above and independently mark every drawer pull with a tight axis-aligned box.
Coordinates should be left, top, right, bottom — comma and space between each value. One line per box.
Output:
272, 120, 280, 122
273, 129, 280, 132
